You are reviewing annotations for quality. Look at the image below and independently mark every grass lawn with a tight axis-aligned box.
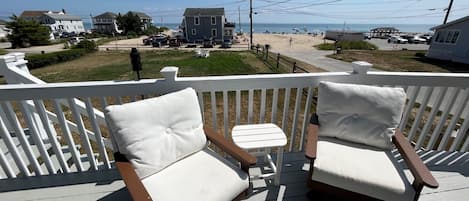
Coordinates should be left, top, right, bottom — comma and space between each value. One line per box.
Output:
31, 50, 283, 83
328, 50, 469, 72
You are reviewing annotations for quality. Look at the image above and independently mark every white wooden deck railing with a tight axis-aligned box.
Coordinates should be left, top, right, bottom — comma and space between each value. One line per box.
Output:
0, 53, 468, 179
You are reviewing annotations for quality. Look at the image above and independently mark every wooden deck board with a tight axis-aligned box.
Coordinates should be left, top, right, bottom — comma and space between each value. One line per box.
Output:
0, 151, 467, 201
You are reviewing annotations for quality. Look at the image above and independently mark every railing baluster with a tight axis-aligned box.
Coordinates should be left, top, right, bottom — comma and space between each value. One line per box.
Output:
299, 87, 314, 151
67, 98, 98, 171
461, 127, 469, 152
33, 100, 70, 173
426, 88, 459, 150
407, 87, 434, 142
99, 97, 108, 112
115, 96, 123, 105
19, 101, 56, 174
399, 86, 421, 131
99, 98, 119, 152
236, 90, 241, 125
438, 89, 469, 151
248, 89, 254, 124
0, 145, 16, 178
52, 99, 83, 172
197, 91, 205, 123
0, 111, 31, 176
1, 102, 42, 175
415, 87, 446, 149
260, 89, 266, 124
222, 91, 228, 138
450, 111, 469, 151
210, 91, 217, 130
289, 88, 303, 151
130, 95, 137, 102
281, 88, 291, 132
271, 88, 279, 124
85, 98, 111, 169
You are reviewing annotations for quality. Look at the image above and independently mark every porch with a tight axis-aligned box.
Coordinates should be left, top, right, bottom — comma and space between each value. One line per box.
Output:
0, 53, 468, 200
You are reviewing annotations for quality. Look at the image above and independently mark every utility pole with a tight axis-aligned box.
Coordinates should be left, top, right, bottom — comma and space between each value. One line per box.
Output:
238, 6, 242, 33
443, 0, 454, 24
250, 0, 253, 49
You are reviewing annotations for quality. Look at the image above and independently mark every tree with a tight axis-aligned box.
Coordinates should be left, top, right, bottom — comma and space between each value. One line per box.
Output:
6, 15, 50, 48
116, 12, 144, 35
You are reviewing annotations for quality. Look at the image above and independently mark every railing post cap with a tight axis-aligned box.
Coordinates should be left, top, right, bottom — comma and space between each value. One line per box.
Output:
0, 55, 17, 64
8, 52, 26, 61
160, 67, 179, 81
352, 61, 372, 74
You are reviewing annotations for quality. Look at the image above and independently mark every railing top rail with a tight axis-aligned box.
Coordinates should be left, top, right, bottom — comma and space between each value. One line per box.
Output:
0, 68, 468, 101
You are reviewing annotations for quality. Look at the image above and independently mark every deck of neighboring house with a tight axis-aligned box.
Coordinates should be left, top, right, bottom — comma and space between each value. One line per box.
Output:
0, 151, 467, 201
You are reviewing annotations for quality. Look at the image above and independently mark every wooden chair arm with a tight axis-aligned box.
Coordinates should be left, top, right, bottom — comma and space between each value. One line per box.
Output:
305, 124, 318, 160
392, 130, 439, 189
114, 152, 152, 201
204, 127, 257, 170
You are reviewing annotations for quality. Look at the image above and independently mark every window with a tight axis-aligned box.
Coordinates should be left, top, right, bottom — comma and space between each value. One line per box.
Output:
194, 16, 199, 25
451, 31, 459, 43
191, 29, 196, 35
435, 29, 460, 44
212, 29, 217, 37
211, 16, 216, 25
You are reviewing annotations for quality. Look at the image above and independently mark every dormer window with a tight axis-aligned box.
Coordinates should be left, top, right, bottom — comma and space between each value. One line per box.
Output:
194, 16, 199, 25
211, 16, 216, 25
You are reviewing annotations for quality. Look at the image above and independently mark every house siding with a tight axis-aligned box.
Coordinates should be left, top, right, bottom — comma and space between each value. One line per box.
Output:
184, 15, 223, 43
427, 21, 469, 64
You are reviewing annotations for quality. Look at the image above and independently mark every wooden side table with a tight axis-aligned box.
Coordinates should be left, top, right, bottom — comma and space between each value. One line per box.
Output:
232, 123, 287, 185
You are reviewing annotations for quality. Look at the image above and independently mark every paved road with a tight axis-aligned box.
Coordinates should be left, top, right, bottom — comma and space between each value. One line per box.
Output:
3, 43, 66, 54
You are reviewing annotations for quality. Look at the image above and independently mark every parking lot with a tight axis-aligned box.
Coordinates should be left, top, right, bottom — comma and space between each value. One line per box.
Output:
367, 38, 429, 51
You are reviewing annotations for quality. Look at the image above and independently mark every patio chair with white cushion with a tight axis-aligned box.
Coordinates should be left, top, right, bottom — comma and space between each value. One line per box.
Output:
305, 82, 438, 201
105, 88, 256, 201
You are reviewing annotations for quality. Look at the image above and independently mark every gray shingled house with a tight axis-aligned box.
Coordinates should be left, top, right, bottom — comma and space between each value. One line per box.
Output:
427, 16, 469, 64
181, 8, 235, 43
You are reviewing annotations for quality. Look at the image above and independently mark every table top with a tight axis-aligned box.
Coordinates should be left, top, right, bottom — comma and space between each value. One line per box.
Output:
232, 123, 287, 149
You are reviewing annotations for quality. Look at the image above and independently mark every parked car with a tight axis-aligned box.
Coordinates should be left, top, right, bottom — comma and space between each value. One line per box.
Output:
387, 36, 408, 44
168, 38, 181, 47
202, 37, 214, 48
221, 39, 232, 48
152, 37, 168, 47
185, 43, 197, 48
69, 37, 85, 45
401, 35, 426, 44
143, 34, 167, 45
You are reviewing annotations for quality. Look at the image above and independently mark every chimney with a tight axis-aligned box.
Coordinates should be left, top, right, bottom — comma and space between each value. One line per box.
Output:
62, 9, 66, 14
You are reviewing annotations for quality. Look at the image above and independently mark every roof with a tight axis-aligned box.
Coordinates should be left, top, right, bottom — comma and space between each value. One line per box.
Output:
183, 8, 225, 16
370, 27, 399, 32
93, 12, 117, 19
129, 11, 151, 19
20, 10, 48, 18
431, 15, 469, 30
43, 13, 82, 21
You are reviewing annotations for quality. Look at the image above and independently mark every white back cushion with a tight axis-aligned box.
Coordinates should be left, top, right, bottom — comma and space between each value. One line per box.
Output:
105, 88, 207, 179
317, 82, 406, 150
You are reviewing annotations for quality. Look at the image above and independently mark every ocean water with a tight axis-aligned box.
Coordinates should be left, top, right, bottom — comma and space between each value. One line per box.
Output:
83, 22, 435, 34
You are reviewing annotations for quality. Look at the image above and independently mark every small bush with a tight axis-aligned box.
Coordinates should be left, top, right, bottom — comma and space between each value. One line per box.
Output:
315, 40, 378, 50
127, 31, 138, 39
0, 37, 8, 42
0, 49, 7, 55
415, 52, 426, 57
26, 49, 87, 69
74, 40, 97, 52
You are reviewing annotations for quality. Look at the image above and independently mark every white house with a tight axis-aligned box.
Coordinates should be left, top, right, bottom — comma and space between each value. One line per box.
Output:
0, 19, 10, 39
20, 10, 85, 39
92, 12, 122, 34
427, 16, 469, 64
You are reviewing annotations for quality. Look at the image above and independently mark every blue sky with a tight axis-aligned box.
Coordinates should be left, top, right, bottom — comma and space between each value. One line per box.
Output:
1, 0, 469, 25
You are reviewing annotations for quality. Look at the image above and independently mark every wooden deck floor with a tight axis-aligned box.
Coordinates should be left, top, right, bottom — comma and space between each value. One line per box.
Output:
0, 151, 467, 201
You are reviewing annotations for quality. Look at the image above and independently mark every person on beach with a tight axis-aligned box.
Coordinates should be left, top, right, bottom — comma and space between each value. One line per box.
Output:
289, 37, 293, 47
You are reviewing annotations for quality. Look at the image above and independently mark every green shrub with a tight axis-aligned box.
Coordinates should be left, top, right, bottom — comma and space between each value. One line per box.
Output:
127, 31, 138, 38
0, 49, 7, 55
315, 40, 378, 50
26, 49, 87, 69
74, 40, 97, 52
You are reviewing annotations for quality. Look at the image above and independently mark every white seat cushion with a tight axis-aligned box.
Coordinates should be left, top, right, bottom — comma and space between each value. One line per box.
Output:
142, 148, 249, 201
105, 88, 207, 179
317, 81, 406, 150
312, 137, 415, 201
